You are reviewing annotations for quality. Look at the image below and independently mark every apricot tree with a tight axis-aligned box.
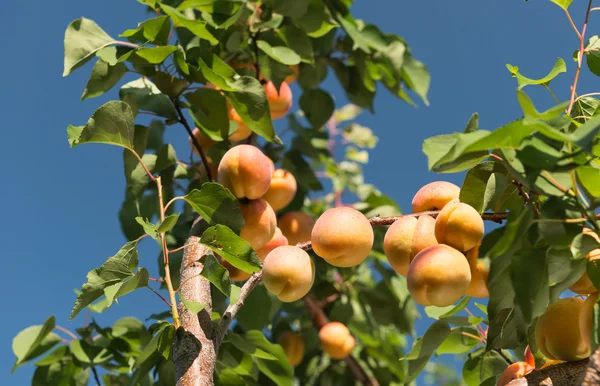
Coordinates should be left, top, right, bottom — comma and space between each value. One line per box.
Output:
10, 0, 600, 385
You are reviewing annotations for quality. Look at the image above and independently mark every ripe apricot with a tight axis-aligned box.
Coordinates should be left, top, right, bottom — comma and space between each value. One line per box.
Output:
278, 331, 305, 367
263, 169, 297, 212
284, 64, 300, 84
535, 297, 591, 361
496, 362, 534, 386
465, 243, 489, 298
220, 257, 251, 282
569, 229, 600, 295
256, 227, 288, 261
319, 322, 355, 360
227, 104, 253, 141
262, 245, 315, 302
265, 81, 292, 120
218, 144, 273, 200
239, 198, 277, 251
189, 128, 217, 155
407, 244, 471, 307
383, 215, 437, 276
311, 207, 374, 267
435, 200, 484, 252
278, 211, 315, 246
579, 292, 599, 349
411, 181, 461, 212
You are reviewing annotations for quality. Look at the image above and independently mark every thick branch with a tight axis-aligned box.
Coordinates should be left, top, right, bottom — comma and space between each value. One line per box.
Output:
173, 238, 216, 386
304, 294, 379, 386
213, 270, 264, 350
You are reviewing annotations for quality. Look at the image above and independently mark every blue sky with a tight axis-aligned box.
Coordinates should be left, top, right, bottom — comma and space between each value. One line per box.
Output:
1, 0, 593, 384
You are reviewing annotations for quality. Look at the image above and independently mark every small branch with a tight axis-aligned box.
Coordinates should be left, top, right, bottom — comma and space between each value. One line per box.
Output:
148, 277, 165, 283
164, 196, 184, 212
567, 0, 594, 115
147, 286, 172, 308
91, 366, 102, 386
82, 310, 90, 328
506, 358, 588, 385
564, 9, 582, 39
55, 325, 78, 341
170, 245, 186, 254
171, 98, 213, 182
495, 348, 514, 366
129, 149, 155, 181
213, 271, 264, 350
319, 292, 341, 308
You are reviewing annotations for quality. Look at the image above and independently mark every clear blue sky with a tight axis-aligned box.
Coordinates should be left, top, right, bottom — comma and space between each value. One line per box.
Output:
1, 0, 593, 384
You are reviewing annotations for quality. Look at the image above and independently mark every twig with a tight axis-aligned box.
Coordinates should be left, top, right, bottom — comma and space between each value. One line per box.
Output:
55, 325, 78, 341
82, 310, 90, 328
567, 0, 594, 115
91, 366, 102, 386
319, 293, 341, 308
148, 277, 165, 283
171, 98, 213, 182
147, 286, 172, 308
213, 271, 264, 350
495, 348, 514, 366
564, 9, 582, 39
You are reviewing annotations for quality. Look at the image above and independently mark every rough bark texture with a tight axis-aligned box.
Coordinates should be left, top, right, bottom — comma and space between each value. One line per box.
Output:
173, 237, 216, 386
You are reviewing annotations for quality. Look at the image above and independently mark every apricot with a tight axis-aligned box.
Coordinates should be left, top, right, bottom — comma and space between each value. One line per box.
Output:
465, 243, 489, 298
263, 169, 297, 212
311, 207, 374, 267
569, 229, 600, 295
256, 227, 288, 261
524, 345, 535, 368
262, 245, 315, 302
319, 322, 355, 360
227, 104, 253, 141
435, 200, 484, 252
411, 181, 461, 212
217, 144, 273, 200
190, 128, 217, 155
278, 211, 315, 246
407, 244, 471, 307
284, 64, 300, 84
278, 331, 305, 367
579, 292, 599, 348
219, 257, 251, 282
383, 215, 437, 276
239, 198, 277, 251
265, 81, 292, 120
496, 362, 534, 386
535, 297, 591, 361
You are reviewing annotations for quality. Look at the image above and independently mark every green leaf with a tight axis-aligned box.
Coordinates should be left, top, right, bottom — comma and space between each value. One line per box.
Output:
343, 123, 378, 148
183, 183, 244, 233
282, 150, 322, 191
136, 217, 159, 239
81, 60, 127, 100
278, 25, 314, 64
511, 250, 549, 323
120, 77, 178, 119
244, 330, 293, 386
136, 46, 177, 64
236, 285, 277, 331
551, 0, 573, 11
120, 16, 170, 45
585, 36, 600, 77
506, 58, 566, 89
159, 4, 218, 45
180, 291, 207, 314
227, 332, 278, 360
134, 325, 170, 368
257, 40, 301, 66
425, 296, 472, 320
157, 325, 175, 361
35, 345, 69, 366
185, 89, 230, 140
299, 89, 334, 129
459, 161, 507, 213
63, 17, 114, 77
69, 340, 113, 365
200, 225, 262, 274
273, 0, 308, 17
12, 316, 61, 372
71, 240, 139, 319
153, 71, 190, 98
67, 101, 135, 149
157, 214, 180, 233
437, 327, 480, 355
462, 348, 509, 386
104, 268, 149, 307
516, 89, 568, 120
201, 254, 231, 297
402, 56, 430, 105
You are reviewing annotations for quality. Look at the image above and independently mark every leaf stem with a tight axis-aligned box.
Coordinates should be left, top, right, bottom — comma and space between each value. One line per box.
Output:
564, 9, 582, 39
567, 0, 593, 115
91, 366, 102, 386
129, 149, 155, 181
164, 196, 184, 212
55, 325, 78, 341
147, 286, 172, 308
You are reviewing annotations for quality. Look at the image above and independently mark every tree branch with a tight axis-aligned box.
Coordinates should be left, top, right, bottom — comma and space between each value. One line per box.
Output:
506, 359, 588, 386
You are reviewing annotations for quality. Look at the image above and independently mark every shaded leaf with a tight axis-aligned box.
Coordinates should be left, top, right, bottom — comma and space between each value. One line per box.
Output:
63, 17, 114, 76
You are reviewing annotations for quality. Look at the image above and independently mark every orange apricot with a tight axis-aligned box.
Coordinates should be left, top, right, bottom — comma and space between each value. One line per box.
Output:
278, 331, 305, 367
190, 128, 217, 155
311, 207, 374, 267
465, 243, 489, 298
263, 169, 297, 212
227, 104, 253, 141
262, 245, 315, 302
319, 322, 355, 360
524, 345, 535, 368
217, 144, 273, 200
256, 227, 288, 261
284, 64, 300, 84
220, 257, 251, 282
278, 211, 315, 246
496, 362, 534, 386
569, 229, 600, 295
383, 215, 437, 276
265, 81, 292, 120
407, 244, 471, 307
239, 198, 277, 251
411, 181, 461, 212
535, 297, 591, 361
580, 292, 599, 349
435, 200, 484, 252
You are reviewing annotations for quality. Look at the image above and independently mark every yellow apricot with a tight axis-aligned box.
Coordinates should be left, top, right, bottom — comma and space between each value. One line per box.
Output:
239, 198, 277, 251
411, 181, 461, 212
262, 245, 315, 302
407, 244, 471, 307
256, 227, 288, 261
383, 215, 437, 276
580, 292, 599, 349
265, 81, 292, 120
569, 229, 600, 295
465, 243, 489, 298
278, 211, 315, 246
496, 362, 534, 386
263, 169, 297, 212
311, 207, 374, 267
278, 331, 305, 367
535, 297, 591, 361
435, 200, 484, 252
217, 144, 273, 200
319, 322, 355, 360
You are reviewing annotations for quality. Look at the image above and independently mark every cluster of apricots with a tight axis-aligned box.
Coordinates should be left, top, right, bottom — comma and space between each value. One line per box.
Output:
383, 181, 487, 307
496, 231, 600, 385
